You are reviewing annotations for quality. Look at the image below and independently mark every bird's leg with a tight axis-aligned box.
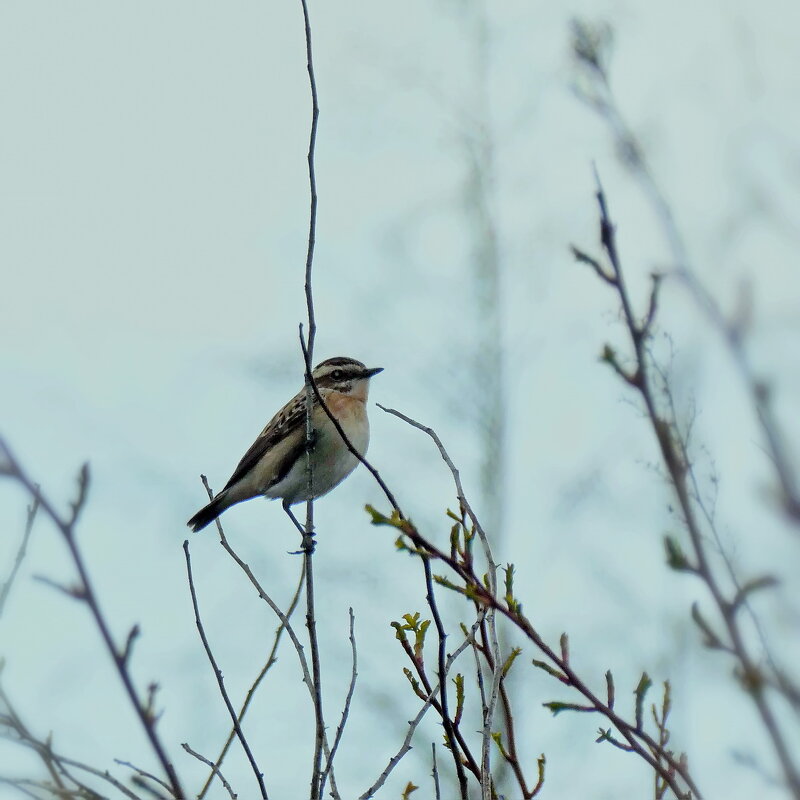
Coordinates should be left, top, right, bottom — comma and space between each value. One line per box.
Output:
283, 499, 315, 554
298, 427, 317, 553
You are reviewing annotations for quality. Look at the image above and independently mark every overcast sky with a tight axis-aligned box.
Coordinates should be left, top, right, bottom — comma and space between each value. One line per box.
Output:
1, 1, 799, 798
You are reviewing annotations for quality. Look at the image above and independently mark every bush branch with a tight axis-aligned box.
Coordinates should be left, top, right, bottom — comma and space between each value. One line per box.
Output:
183, 540, 267, 799
0, 438, 183, 799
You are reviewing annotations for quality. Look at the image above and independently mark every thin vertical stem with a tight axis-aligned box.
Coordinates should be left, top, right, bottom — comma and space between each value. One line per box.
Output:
298, 0, 324, 796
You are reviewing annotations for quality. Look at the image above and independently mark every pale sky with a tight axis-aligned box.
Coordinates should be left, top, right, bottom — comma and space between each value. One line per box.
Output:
1, 1, 799, 798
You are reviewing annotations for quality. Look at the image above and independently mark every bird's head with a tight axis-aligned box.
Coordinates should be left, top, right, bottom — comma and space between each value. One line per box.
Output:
311, 356, 383, 400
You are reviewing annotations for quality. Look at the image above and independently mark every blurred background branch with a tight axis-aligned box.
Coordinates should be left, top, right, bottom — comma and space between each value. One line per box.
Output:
574, 173, 800, 797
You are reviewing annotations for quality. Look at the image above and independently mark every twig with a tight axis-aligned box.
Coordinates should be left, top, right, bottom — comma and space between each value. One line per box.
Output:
319, 608, 358, 798
0, 778, 46, 800
477, 581, 501, 797
0, 439, 183, 799
114, 759, 171, 794
296, 0, 326, 793
359, 633, 475, 799
198, 478, 341, 799
0, 685, 69, 796
478, 617, 528, 797
422, 555, 469, 798
198, 565, 304, 799
129, 775, 170, 800
377, 404, 514, 798
391, 613, 483, 783
0, 492, 39, 617
300, 0, 319, 356
183, 541, 268, 800
199, 479, 313, 687
182, 743, 237, 800
665, 371, 800, 713
1, 682, 144, 800
572, 21, 800, 524
431, 743, 441, 800
577, 174, 799, 796
470, 612, 489, 715
367, 415, 699, 799
303, 539, 324, 800
377, 405, 483, 539
121, 625, 140, 669
570, 244, 616, 285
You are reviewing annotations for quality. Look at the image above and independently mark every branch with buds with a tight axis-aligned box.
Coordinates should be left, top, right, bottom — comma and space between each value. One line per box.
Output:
362, 408, 697, 800
573, 173, 800, 798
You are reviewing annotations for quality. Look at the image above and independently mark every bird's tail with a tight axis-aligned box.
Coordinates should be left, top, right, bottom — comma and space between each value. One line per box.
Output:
187, 491, 231, 533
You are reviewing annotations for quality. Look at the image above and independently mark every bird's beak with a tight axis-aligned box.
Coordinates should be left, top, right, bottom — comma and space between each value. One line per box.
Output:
364, 366, 384, 378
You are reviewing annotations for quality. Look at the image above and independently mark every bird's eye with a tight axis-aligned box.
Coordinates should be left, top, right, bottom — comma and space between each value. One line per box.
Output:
331, 369, 344, 380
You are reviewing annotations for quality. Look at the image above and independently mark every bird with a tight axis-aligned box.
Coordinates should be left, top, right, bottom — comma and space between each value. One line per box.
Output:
187, 356, 383, 533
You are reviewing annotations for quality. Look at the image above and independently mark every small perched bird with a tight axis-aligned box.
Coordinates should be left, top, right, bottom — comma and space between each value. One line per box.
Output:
187, 356, 383, 532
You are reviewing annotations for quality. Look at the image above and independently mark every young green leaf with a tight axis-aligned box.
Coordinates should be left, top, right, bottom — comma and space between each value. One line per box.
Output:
501, 647, 522, 678
532, 659, 569, 684
453, 673, 465, 725
634, 672, 652, 730
401, 781, 418, 799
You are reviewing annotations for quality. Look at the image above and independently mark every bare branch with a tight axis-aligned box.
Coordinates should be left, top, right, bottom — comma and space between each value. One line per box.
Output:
580, 174, 800, 796
422, 555, 469, 798
292, 0, 325, 792
0, 439, 183, 799
114, 759, 171, 796
198, 565, 304, 799
0, 492, 40, 617
378, 400, 510, 794
377, 404, 485, 544
0, 777, 47, 800
121, 625, 140, 669
183, 540, 268, 800
431, 743, 441, 800
303, 542, 324, 800
1, 681, 144, 800
573, 22, 800, 524
182, 743, 237, 800
358, 632, 475, 799
319, 608, 358, 797
570, 244, 617, 286
366, 417, 699, 798
198, 477, 340, 799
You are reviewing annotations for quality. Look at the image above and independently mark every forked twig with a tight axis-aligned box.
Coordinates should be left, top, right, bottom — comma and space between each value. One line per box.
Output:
1, 681, 144, 800
0, 438, 183, 799
358, 632, 476, 799
576, 172, 799, 796
377, 403, 505, 797
183, 540, 268, 800
571, 19, 800, 524
198, 565, 304, 799
198, 477, 341, 800
183, 743, 237, 800
367, 412, 698, 799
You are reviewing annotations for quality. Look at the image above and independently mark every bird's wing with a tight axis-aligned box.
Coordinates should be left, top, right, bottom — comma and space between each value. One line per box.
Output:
221, 388, 311, 494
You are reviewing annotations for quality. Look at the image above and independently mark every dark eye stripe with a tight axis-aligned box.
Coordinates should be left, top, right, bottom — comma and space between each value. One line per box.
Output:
325, 372, 359, 382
